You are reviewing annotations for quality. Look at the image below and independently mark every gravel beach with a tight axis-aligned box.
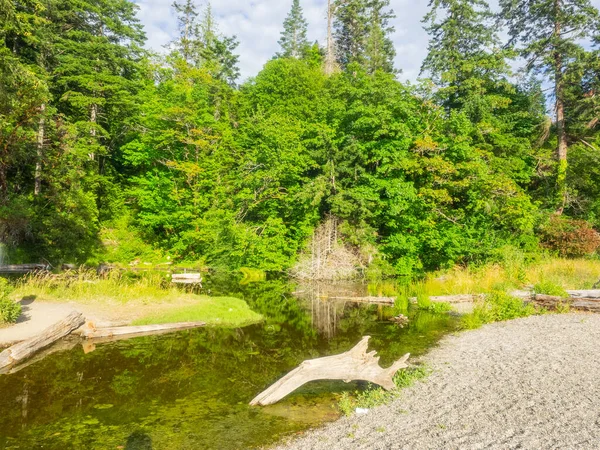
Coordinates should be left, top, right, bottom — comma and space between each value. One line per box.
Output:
279, 313, 600, 450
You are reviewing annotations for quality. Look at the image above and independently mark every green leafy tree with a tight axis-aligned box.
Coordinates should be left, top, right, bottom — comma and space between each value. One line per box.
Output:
499, 0, 600, 212
278, 0, 309, 59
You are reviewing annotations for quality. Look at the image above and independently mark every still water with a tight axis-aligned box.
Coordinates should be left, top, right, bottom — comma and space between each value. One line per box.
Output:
0, 278, 458, 449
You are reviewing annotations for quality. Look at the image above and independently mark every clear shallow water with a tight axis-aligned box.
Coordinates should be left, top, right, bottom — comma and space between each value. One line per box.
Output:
0, 278, 458, 449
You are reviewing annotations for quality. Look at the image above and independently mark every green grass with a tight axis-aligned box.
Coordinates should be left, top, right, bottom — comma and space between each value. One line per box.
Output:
11, 270, 263, 328
131, 296, 263, 327
337, 366, 430, 416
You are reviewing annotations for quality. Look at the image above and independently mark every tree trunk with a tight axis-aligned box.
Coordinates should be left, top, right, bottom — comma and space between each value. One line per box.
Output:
0, 311, 85, 371
325, 0, 336, 76
34, 104, 46, 196
89, 103, 98, 160
554, 0, 568, 213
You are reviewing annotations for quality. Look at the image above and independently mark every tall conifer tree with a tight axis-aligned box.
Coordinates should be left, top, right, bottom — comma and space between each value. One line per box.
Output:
334, 0, 395, 72
278, 0, 309, 58
421, 0, 507, 110
499, 0, 600, 211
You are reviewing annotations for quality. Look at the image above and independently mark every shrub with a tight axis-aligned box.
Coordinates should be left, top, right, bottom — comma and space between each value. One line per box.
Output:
0, 297, 21, 324
0, 278, 20, 324
539, 215, 600, 257
337, 366, 429, 416
461, 291, 538, 329
533, 281, 568, 297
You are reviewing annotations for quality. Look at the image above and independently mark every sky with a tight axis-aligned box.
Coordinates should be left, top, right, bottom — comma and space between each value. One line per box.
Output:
135, 0, 430, 83
134, 0, 600, 84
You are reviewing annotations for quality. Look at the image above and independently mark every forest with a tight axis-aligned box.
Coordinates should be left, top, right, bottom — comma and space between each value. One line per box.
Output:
1, 0, 600, 278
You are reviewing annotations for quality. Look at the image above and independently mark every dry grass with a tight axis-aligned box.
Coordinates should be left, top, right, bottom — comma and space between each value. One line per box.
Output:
417, 257, 600, 297
10, 269, 262, 326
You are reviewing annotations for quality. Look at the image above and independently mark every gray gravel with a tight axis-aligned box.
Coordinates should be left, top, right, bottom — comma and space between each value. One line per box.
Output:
278, 314, 600, 450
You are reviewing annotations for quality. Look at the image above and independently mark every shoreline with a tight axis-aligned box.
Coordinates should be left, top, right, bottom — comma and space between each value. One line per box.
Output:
278, 313, 600, 449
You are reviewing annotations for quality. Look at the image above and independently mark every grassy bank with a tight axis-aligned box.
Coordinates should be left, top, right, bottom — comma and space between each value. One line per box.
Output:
412, 257, 600, 297
10, 270, 262, 327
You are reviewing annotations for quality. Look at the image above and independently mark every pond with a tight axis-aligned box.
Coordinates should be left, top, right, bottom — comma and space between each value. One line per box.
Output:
0, 277, 458, 449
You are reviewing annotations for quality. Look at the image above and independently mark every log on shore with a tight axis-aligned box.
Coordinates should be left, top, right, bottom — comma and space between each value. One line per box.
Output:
566, 290, 600, 299
250, 336, 410, 406
0, 311, 85, 371
79, 321, 206, 339
533, 295, 600, 312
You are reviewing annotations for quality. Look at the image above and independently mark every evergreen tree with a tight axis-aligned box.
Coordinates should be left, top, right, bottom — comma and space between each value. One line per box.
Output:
421, 0, 546, 188
499, 0, 600, 212
172, 0, 198, 64
171, 2, 240, 86
334, 0, 368, 68
421, 0, 507, 107
196, 3, 240, 86
334, 0, 395, 72
278, 0, 309, 59
363, 0, 396, 73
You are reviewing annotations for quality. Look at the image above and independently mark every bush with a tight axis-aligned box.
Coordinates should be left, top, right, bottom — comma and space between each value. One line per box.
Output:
539, 215, 600, 257
0, 297, 21, 324
461, 291, 538, 329
337, 366, 429, 416
533, 281, 568, 297
0, 278, 20, 324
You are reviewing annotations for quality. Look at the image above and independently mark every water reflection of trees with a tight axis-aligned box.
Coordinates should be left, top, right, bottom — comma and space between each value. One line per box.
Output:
0, 278, 459, 450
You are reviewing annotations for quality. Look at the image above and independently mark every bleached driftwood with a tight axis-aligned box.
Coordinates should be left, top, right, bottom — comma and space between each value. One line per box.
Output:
566, 290, 600, 299
79, 321, 206, 339
0, 311, 85, 370
250, 336, 410, 406
171, 273, 202, 285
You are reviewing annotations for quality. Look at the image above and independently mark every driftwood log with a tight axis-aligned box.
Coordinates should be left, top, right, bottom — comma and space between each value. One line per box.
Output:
409, 294, 485, 304
0, 311, 85, 370
79, 321, 206, 339
326, 296, 395, 305
250, 336, 410, 406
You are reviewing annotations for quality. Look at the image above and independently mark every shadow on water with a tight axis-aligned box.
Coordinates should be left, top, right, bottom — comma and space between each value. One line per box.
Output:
0, 276, 458, 449
125, 432, 152, 450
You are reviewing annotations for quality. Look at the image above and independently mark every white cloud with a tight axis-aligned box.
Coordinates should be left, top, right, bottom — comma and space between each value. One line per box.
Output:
134, 0, 600, 84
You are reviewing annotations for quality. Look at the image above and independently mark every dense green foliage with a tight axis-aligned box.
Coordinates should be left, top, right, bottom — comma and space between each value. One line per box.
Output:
1, 0, 599, 275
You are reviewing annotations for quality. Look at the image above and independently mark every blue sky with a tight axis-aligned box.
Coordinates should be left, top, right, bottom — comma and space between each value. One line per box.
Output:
135, 0, 600, 84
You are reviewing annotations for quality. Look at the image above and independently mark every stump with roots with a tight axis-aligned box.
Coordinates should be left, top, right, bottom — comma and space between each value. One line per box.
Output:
250, 336, 410, 406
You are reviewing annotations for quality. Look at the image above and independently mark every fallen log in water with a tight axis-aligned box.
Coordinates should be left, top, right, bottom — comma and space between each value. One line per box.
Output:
0, 311, 85, 371
250, 336, 410, 406
408, 294, 485, 304
0, 337, 80, 375
79, 321, 206, 339
326, 296, 395, 305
